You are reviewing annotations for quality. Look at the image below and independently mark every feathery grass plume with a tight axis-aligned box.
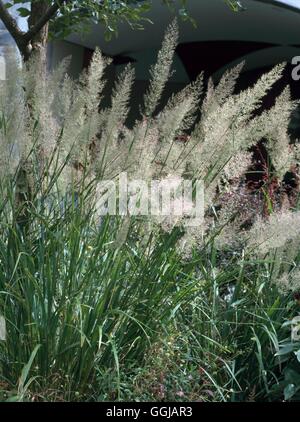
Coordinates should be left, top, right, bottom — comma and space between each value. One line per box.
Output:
247, 210, 300, 255
273, 236, 300, 280
51, 62, 75, 123
222, 151, 253, 183
231, 63, 286, 127
60, 84, 87, 155
198, 63, 245, 142
31, 76, 60, 159
56, 50, 109, 176
156, 97, 195, 173
55, 75, 77, 133
143, 19, 179, 117
264, 87, 297, 178
129, 121, 160, 180
126, 73, 203, 183
201, 62, 244, 116
275, 268, 300, 295
183, 64, 285, 193
155, 73, 203, 174
214, 185, 261, 250
95, 65, 135, 178
214, 61, 245, 104
233, 86, 297, 180
157, 90, 194, 138
159, 72, 204, 129
194, 63, 285, 169
34, 56, 72, 126
81, 48, 110, 114
0, 85, 28, 177
200, 77, 215, 119
106, 64, 135, 137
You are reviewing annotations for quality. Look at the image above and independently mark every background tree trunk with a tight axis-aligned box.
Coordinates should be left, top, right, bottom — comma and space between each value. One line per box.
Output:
15, 2, 49, 233
26, 0, 49, 70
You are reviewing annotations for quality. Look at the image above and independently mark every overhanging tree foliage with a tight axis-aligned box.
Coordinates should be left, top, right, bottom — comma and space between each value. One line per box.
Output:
0, 0, 240, 66
0, 0, 190, 65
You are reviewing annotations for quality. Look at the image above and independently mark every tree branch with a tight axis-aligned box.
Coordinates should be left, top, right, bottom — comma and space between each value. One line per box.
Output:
24, 0, 72, 42
0, 0, 25, 41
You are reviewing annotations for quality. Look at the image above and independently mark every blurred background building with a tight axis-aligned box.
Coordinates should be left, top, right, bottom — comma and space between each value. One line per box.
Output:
48, 0, 300, 132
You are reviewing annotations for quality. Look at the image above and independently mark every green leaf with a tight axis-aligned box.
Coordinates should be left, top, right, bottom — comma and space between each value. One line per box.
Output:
17, 7, 31, 17
276, 343, 296, 356
18, 344, 41, 391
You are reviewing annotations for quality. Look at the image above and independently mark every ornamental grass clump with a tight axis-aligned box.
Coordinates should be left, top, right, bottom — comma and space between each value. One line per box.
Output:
0, 20, 299, 400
